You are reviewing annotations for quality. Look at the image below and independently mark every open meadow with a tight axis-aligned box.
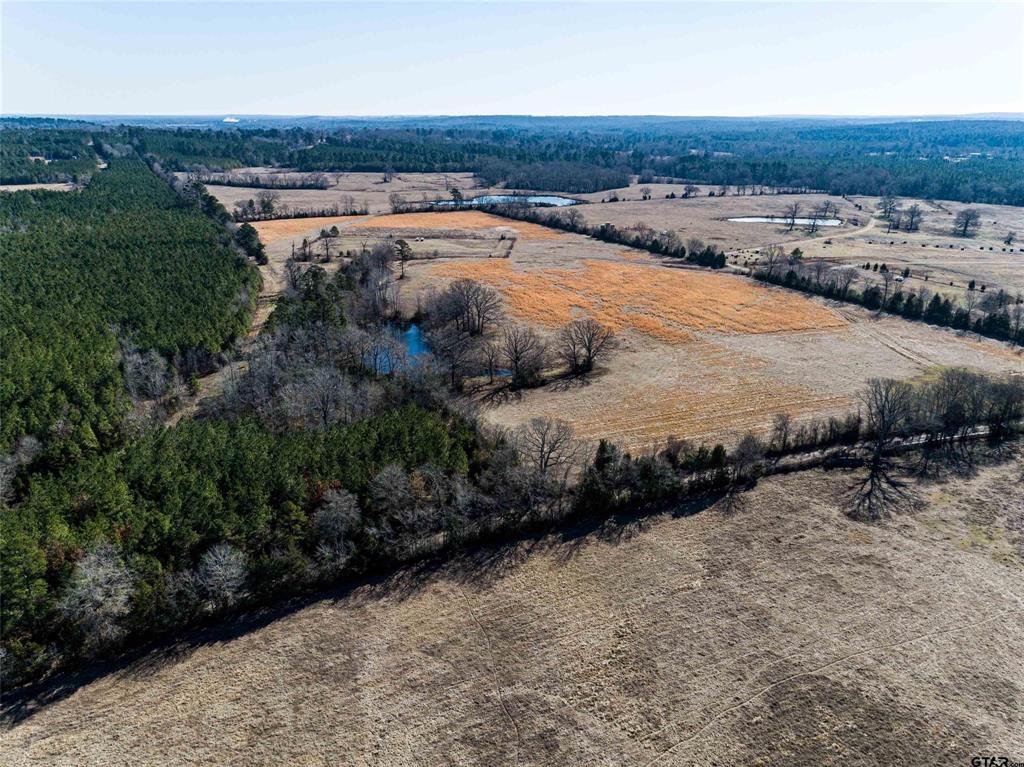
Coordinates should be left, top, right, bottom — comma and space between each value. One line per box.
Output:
242, 203, 1023, 452
569, 182, 1024, 298
369, 210, 1023, 451
191, 170, 508, 216
4, 453, 1022, 766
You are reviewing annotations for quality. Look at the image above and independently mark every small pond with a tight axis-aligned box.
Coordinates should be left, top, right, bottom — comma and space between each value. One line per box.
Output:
728, 216, 843, 226
433, 194, 579, 208
397, 323, 429, 358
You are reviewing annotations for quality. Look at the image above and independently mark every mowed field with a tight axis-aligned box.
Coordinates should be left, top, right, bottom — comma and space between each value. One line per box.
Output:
388, 211, 1021, 451
4, 455, 1023, 766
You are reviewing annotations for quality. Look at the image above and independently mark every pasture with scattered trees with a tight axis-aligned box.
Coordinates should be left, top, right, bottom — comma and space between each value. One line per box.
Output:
3, 117, 1024, 694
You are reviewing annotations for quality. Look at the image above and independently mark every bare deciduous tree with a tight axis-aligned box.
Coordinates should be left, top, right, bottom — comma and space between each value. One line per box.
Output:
499, 325, 548, 388
59, 543, 134, 655
198, 543, 247, 609
758, 244, 785, 281
878, 194, 899, 220
313, 489, 361, 568
903, 203, 923, 232
556, 318, 616, 375
784, 201, 802, 231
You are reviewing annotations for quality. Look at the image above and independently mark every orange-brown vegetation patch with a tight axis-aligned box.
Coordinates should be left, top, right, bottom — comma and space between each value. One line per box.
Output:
429, 259, 846, 343
251, 216, 366, 245
349, 211, 565, 240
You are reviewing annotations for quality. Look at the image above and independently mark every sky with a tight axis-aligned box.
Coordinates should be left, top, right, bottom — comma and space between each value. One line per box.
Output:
2, 1, 1022, 117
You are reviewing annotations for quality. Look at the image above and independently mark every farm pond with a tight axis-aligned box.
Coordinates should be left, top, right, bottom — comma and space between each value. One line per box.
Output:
433, 194, 580, 207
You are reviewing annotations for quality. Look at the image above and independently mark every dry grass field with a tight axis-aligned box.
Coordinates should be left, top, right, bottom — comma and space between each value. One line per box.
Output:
566, 191, 863, 253
183, 198, 1022, 450
4, 454, 1022, 766
394, 218, 1021, 450
794, 195, 1024, 297
195, 170, 507, 215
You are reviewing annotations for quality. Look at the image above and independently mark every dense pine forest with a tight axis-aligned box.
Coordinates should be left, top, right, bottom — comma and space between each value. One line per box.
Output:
0, 157, 257, 462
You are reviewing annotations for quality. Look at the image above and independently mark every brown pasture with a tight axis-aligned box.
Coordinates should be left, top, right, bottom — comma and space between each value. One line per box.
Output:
4, 455, 1022, 766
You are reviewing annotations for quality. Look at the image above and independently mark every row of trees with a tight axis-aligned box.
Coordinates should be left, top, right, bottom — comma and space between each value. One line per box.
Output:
754, 246, 1024, 346
232, 190, 367, 222
464, 202, 728, 268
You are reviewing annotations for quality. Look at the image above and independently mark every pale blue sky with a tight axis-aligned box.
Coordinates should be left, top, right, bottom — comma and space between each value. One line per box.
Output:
2, 2, 1022, 116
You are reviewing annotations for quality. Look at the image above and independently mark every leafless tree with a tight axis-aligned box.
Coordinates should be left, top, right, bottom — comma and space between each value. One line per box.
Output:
849, 378, 915, 520
284, 258, 303, 293
683, 184, 700, 198
731, 432, 765, 481
198, 543, 247, 609
953, 208, 981, 237
878, 194, 899, 220
758, 244, 785, 281
59, 543, 134, 654
962, 287, 980, 320
499, 325, 548, 388
388, 192, 408, 214
480, 340, 502, 383
256, 190, 280, 219
805, 205, 822, 234
770, 413, 792, 453
514, 417, 582, 478
783, 201, 802, 231
557, 318, 616, 375
121, 345, 169, 401
880, 269, 896, 312
862, 378, 914, 457
1004, 230, 1017, 246
563, 208, 585, 230
445, 279, 502, 335
639, 186, 652, 200
903, 203, 923, 232
426, 324, 477, 389
886, 208, 902, 233
313, 489, 361, 568
809, 258, 829, 288
282, 366, 355, 430
835, 267, 858, 298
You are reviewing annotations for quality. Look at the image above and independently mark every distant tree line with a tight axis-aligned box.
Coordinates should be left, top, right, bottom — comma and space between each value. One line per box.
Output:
6, 120, 1023, 203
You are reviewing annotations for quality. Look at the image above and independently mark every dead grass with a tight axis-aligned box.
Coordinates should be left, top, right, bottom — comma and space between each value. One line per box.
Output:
348, 211, 565, 240
430, 258, 846, 344
4, 457, 1022, 766
251, 215, 370, 245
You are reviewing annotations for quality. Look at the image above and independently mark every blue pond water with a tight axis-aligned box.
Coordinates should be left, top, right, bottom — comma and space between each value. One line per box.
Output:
432, 194, 579, 208
397, 323, 429, 357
